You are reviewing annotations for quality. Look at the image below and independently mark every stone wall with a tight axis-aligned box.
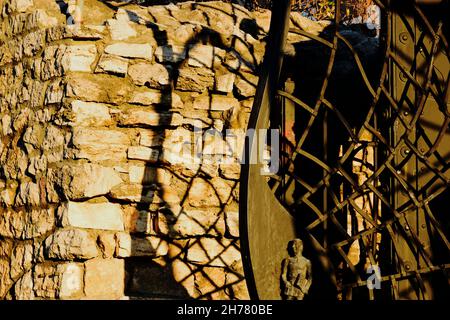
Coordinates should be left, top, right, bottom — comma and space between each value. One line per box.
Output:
0, 0, 269, 300
0, 0, 334, 300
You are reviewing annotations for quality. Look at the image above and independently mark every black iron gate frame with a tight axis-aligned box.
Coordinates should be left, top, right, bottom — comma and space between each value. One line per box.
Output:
240, 0, 450, 300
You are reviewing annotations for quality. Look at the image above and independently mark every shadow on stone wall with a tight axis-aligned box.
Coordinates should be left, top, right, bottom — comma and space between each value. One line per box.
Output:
97, 1, 262, 299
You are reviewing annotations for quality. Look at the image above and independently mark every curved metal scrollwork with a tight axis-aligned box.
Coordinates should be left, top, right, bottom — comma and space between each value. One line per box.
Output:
240, 0, 449, 300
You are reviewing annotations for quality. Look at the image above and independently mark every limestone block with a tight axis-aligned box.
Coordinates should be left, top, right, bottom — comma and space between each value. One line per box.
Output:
230, 35, 259, 66
42, 125, 65, 151
193, 267, 227, 298
0, 239, 13, 259
193, 95, 239, 111
67, 100, 113, 127
45, 228, 99, 260
160, 148, 201, 169
138, 130, 162, 147
62, 45, 97, 73
161, 127, 194, 152
118, 209, 138, 234
253, 9, 271, 34
63, 25, 105, 40
0, 186, 15, 206
128, 62, 170, 88
197, 162, 220, 178
10, 0, 34, 13
62, 163, 123, 199
225, 211, 239, 238
172, 209, 225, 237
66, 73, 133, 104
187, 178, 221, 207
26, 155, 46, 178
130, 89, 184, 108
107, 19, 137, 41
215, 73, 235, 93
129, 89, 162, 105
187, 44, 226, 68
34, 9, 58, 29
58, 202, 124, 231
196, 4, 236, 36
12, 108, 31, 132
129, 236, 168, 257
170, 257, 191, 284
147, 4, 181, 24
223, 129, 246, 159
0, 259, 11, 298
162, 128, 201, 164
171, 23, 197, 46
155, 45, 186, 63
128, 165, 159, 184
224, 52, 254, 74
84, 259, 124, 299
115, 232, 131, 258
40, 45, 65, 81
33, 264, 56, 299
1, 115, 12, 136
15, 181, 40, 206
36, 109, 52, 123
71, 128, 130, 161
10, 242, 33, 280
188, 177, 234, 208
22, 123, 44, 149
109, 183, 154, 203
33, 263, 84, 299
95, 54, 128, 76
127, 146, 160, 163
235, 73, 259, 98
219, 162, 241, 180
5, 9, 56, 36
170, 5, 206, 24
119, 108, 183, 127
23, 29, 45, 57
0, 208, 55, 240
115, 8, 142, 23
105, 43, 153, 60
171, 258, 197, 298
202, 130, 233, 156
45, 79, 64, 105
157, 187, 181, 205
97, 233, 116, 258
229, 279, 250, 300
176, 67, 214, 92
148, 211, 170, 236
290, 12, 327, 36
59, 263, 84, 299
14, 271, 34, 300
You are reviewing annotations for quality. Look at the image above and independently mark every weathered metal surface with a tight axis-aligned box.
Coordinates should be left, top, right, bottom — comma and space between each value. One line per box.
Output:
239, 0, 294, 300
240, 0, 449, 300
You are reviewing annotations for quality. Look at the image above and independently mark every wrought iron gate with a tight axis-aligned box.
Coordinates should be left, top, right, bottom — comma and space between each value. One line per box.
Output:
240, 0, 450, 300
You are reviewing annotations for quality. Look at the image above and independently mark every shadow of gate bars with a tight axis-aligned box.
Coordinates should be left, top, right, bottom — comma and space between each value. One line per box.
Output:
240, 0, 450, 300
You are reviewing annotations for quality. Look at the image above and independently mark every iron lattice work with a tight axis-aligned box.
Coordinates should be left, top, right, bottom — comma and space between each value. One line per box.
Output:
241, 0, 449, 300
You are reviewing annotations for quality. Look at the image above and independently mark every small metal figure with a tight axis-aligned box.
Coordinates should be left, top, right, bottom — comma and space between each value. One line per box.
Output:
281, 239, 312, 300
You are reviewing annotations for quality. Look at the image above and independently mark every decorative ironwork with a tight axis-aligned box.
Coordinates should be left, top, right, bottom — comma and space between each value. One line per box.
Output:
240, 0, 449, 300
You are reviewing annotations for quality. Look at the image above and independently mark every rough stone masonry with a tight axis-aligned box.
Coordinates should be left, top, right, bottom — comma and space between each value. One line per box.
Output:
0, 0, 333, 299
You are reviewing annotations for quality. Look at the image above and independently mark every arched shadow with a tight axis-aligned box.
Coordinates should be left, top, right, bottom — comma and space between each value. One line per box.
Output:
101, 1, 263, 300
